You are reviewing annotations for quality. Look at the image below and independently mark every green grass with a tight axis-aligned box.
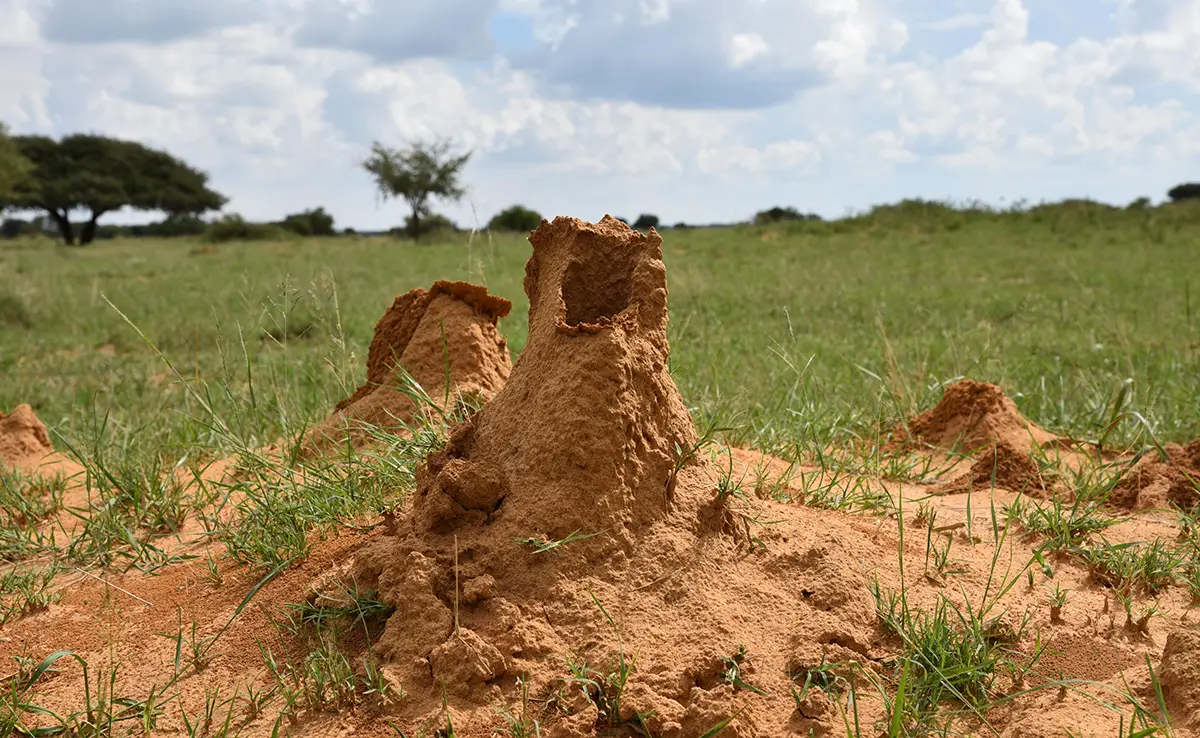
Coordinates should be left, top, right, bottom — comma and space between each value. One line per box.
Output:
2, 203, 1199, 470
2, 199, 1194, 738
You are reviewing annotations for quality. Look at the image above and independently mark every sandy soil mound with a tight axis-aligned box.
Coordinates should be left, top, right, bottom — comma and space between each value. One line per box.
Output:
0, 404, 53, 469
902, 379, 1057, 454
941, 440, 1050, 496
302, 280, 513, 455
330, 216, 889, 736
1110, 441, 1200, 510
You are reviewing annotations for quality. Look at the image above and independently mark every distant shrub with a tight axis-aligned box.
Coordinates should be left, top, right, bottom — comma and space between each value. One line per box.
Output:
206, 214, 288, 243
142, 214, 208, 238
392, 213, 456, 239
0, 218, 38, 239
280, 207, 336, 237
343, 227, 357, 236
632, 214, 660, 230
753, 206, 820, 225
1127, 197, 1152, 210
1168, 183, 1200, 202
488, 205, 542, 232
672, 222, 689, 229
614, 216, 629, 224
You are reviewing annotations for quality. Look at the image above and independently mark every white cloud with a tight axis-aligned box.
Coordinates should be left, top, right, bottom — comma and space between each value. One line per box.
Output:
919, 13, 990, 31
0, 0, 1198, 228
728, 33, 769, 69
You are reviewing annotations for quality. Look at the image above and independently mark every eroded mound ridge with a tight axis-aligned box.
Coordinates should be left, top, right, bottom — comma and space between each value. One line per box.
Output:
0, 404, 53, 468
304, 281, 513, 453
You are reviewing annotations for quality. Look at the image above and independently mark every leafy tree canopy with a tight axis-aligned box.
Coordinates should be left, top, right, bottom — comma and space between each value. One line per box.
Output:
0, 123, 32, 204
2, 133, 226, 244
363, 138, 470, 241
1168, 183, 1200, 203
632, 213, 660, 230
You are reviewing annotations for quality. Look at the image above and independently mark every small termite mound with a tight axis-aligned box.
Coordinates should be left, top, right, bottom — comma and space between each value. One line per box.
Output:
301, 280, 513, 456
939, 440, 1051, 497
901, 379, 1058, 455
0, 404, 53, 469
1109, 441, 1200, 510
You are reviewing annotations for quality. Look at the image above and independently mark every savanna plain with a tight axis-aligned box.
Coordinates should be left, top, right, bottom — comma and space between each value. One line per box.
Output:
2, 202, 1200, 738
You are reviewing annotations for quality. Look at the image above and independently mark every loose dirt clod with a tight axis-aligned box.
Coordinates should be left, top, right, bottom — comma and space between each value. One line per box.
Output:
902, 379, 1057, 454
302, 280, 513, 455
0, 403, 53, 469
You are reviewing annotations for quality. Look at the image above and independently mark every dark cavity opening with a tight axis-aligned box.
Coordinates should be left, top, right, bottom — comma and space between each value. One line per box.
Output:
561, 239, 635, 326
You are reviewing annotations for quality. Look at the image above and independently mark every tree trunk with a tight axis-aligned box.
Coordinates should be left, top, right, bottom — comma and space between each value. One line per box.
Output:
410, 206, 421, 242
49, 210, 75, 245
79, 209, 106, 245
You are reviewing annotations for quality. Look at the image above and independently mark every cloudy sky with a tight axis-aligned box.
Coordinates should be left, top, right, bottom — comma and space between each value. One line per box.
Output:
1, 0, 1197, 229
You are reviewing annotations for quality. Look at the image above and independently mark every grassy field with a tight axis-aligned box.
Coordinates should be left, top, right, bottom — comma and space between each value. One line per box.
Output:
3, 201, 1200, 465
3, 203, 1200, 736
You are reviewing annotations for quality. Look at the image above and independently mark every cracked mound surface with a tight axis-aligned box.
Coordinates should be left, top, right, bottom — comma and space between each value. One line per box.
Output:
303, 281, 513, 455
902, 379, 1058, 454
0, 404, 53, 469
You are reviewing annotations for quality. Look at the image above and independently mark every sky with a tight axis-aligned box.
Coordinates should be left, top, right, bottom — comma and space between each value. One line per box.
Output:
0, 0, 1198, 229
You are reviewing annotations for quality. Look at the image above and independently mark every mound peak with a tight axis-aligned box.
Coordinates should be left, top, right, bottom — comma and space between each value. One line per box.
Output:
303, 280, 513, 454
0, 404, 53, 469
903, 379, 1057, 454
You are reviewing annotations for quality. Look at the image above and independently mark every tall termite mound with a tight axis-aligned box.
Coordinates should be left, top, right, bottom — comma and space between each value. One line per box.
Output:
0, 404, 53, 469
303, 281, 513, 454
410, 216, 696, 538
349, 216, 702, 697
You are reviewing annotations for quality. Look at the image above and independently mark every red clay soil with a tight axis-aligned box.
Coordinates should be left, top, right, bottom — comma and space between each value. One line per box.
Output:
302, 280, 513, 455
901, 379, 1058, 454
0, 404, 53, 469
1110, 441, 1200, 510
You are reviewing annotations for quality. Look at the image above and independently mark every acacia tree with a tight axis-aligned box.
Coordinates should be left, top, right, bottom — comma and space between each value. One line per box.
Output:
362, 138, 470, 241
0, 123, 31, 204
3, 134, 226, 245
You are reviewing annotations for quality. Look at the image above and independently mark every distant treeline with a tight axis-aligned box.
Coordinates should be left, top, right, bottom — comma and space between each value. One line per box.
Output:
3, 194, 1200, 243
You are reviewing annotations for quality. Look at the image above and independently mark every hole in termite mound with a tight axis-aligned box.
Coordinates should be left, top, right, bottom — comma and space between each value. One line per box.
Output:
560, 233, 636, 327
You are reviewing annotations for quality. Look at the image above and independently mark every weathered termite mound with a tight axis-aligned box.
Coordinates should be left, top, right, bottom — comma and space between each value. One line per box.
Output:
0, 404, 53, 469
354, 215, 699, 644
302, 281, 512, 455
1109, 441, 1200, 510
337, 217, 886, 736
902, 380, 1057, 454
406, 216, 696, 541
